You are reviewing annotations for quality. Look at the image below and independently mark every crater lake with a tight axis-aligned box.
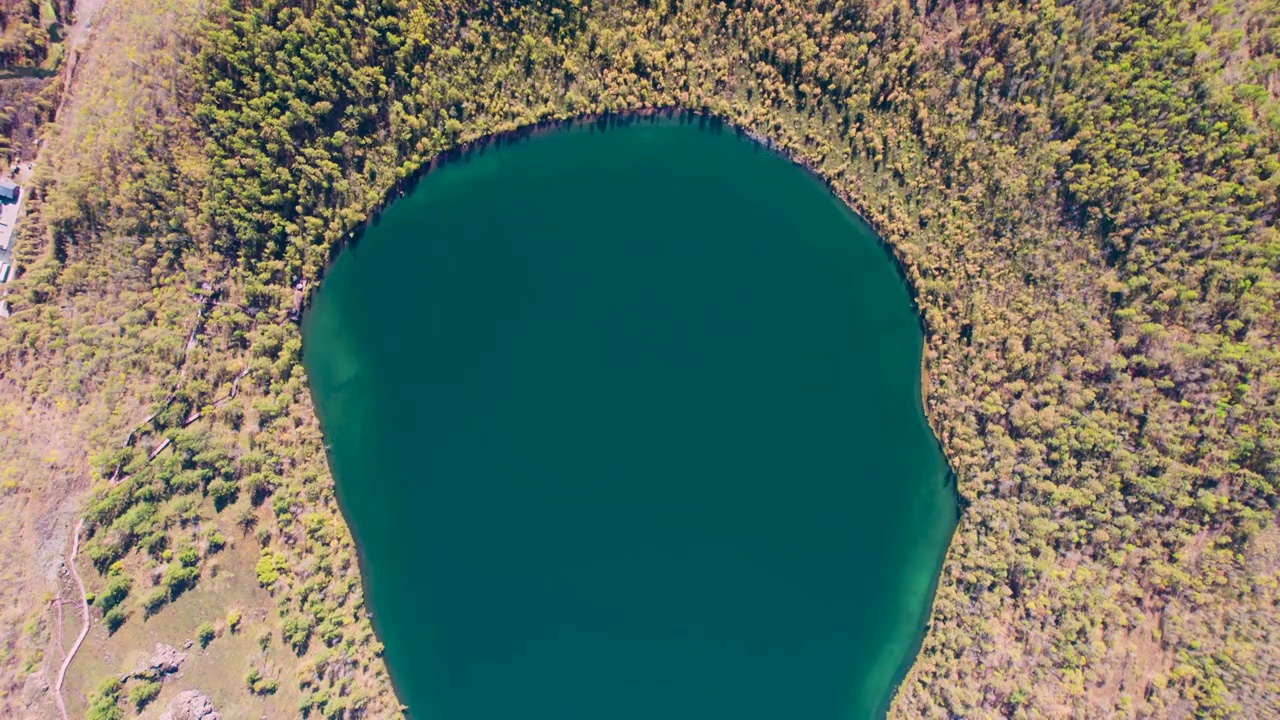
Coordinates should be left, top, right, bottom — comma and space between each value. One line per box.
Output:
301, 117, 957, 720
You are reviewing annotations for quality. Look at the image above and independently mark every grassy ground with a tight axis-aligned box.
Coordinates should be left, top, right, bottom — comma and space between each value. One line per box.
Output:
0, 386, 102, 720
65, 497, 300, 719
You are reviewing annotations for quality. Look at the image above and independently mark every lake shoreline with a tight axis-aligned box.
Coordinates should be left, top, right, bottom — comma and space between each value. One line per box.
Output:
323, 107, 927, 336
320, 105, 951, 458
305, 113, 961, 720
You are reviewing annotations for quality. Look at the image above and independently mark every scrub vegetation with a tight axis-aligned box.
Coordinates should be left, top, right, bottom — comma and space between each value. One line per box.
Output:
0, 0, 82, 162
0, 0, 1276, 718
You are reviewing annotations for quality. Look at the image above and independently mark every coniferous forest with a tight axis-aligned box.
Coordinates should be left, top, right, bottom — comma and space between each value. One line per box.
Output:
0, 0, 1277, 717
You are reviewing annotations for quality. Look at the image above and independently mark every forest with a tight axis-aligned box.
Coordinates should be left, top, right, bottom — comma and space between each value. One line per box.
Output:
0, 0, 1276, 717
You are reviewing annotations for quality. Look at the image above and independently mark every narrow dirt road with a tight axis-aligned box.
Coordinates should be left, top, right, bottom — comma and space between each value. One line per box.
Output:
53, 519, 88, 720
54, 0, 108, 121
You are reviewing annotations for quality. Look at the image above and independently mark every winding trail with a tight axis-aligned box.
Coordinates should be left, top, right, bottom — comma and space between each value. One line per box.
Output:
53, 519, 88, 720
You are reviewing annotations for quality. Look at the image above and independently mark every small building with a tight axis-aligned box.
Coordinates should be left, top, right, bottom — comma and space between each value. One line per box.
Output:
0, 180, 18, 202
0, 199, 18, 251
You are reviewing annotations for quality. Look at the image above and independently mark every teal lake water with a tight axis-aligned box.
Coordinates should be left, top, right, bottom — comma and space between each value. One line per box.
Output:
302, 118, 956, 719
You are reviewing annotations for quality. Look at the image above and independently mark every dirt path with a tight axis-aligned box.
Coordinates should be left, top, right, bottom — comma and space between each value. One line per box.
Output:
52, 519, 88, 720
53, 0, 108, 122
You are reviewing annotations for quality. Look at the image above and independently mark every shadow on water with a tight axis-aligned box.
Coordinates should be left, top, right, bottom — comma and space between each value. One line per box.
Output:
339, 109, 708, 260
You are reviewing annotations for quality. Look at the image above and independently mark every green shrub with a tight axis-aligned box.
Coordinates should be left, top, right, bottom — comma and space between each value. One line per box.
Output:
208, 478, 238, 509
161, 565, 199, 598
85, 678, 122, 720
142, 588, 169, 618
205, 529, 227, 553
197, 622, 215, 648
243, 472, 275, 505
84, 537, 124, 571
218, 403, 244, 429
246, 667, 278, 695
139, 532, 167, 556
111, 502, 158, 542
317, 617, 343, 647
128, 679, 161, 710
255, 549, 286, 587
169, 469, 203, 494
176, 545, 199, 567
271, 492, 292, 519
235, 506, 257, 532
96, 576, 131, 612
103, 608, 126, 634
170, 495, 203, 525
84, 482, 133, 529
281, 613, 313, 654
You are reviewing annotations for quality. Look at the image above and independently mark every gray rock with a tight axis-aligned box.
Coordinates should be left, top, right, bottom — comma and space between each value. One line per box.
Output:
157, 689, 221, 720
129, 643, 186, 679
19, 668, 50, 708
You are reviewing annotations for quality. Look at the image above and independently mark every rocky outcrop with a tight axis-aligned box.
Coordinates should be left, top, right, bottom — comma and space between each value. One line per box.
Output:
19, 668, 52, 714
125, 643, 186, 681
149, 643, 187, 674
157, 690, 221, 720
